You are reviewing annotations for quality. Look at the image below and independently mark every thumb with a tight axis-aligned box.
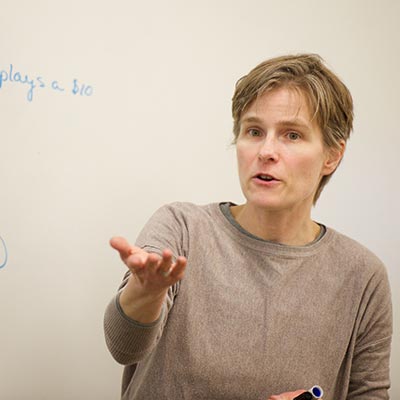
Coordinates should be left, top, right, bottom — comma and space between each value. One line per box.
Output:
109, 236, 133, 259
110, 236, 149, 264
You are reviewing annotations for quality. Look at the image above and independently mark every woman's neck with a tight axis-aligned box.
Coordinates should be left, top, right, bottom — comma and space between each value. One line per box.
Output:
230, 203, 320, 246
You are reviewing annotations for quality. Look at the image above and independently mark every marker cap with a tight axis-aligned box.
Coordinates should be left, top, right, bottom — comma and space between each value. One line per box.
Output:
309, 385, 323, 399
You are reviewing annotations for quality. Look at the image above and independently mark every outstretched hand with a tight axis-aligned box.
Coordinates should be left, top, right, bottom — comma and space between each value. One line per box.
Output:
110, 236, 187, 323
110, 236, 186, 293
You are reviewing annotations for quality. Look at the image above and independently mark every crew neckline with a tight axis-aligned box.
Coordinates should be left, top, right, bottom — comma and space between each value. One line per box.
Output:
212, 202, 332, 257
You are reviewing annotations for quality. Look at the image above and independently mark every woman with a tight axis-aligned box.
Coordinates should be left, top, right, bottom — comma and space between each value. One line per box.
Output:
104, 54, 392, 400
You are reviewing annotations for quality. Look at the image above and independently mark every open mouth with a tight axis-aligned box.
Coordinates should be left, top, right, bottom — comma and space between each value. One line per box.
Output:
256, 174, 277, 182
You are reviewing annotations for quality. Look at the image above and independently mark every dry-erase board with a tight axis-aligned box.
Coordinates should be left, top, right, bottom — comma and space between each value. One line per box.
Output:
1, 1, 399, 399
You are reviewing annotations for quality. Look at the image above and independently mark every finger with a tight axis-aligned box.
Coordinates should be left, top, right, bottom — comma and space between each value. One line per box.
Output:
157, 249, 174, 276
169, 256, 187, 280
127, 254, 146, 273
109, 236, 131, 258
291, 390, 309, 400
111, 237, 149, 271
146, 252, 162, 274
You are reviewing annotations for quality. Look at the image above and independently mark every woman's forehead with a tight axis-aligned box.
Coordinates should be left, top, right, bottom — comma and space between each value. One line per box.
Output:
242, 87, 315, 125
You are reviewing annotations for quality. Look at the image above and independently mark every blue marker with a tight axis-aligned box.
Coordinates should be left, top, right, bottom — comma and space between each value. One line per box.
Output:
293, 385, 323, 400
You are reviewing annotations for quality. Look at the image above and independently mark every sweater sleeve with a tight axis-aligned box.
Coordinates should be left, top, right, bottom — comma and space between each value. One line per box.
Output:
347, 264, 393, 399
104, 286, 176, 365
103, 203, 188, 365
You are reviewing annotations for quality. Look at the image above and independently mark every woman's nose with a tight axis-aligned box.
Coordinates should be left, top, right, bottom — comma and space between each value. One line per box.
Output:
258, 136, 279, 162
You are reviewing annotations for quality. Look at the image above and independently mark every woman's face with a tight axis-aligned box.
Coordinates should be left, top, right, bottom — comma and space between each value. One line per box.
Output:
236, 87, 338, 216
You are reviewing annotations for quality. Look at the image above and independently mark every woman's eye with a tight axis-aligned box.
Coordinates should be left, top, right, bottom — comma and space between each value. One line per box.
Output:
249, 129, 262, 137
287, 132, 300, 140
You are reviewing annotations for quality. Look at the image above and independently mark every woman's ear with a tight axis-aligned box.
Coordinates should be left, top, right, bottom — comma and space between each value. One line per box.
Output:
323, 140, 346, 176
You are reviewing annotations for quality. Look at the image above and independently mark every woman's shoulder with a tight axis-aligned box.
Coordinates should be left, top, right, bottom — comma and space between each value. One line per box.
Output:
154, 201, 221, 221
325, 227, 387, 277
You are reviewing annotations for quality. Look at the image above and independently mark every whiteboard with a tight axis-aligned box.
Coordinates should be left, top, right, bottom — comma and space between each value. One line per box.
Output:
1, 1, 399, 399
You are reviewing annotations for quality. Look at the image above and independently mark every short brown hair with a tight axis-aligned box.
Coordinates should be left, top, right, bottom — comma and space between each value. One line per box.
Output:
232, 54, 353, 203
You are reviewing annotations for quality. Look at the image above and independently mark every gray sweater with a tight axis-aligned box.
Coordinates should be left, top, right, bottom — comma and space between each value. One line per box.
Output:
104, 202, 392, 400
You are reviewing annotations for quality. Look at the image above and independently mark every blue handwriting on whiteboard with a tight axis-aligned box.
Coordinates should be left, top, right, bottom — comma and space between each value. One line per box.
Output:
0, 236, 7, 269
0, 63, 94, 102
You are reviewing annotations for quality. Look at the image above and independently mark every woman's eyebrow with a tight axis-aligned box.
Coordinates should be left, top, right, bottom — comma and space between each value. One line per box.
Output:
276, 119, 311, 130
240, 116, 263, 124
241, 116, 312, 130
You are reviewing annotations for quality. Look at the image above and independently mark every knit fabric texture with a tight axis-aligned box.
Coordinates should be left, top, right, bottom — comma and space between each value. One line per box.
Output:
104, 202, 392, 400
